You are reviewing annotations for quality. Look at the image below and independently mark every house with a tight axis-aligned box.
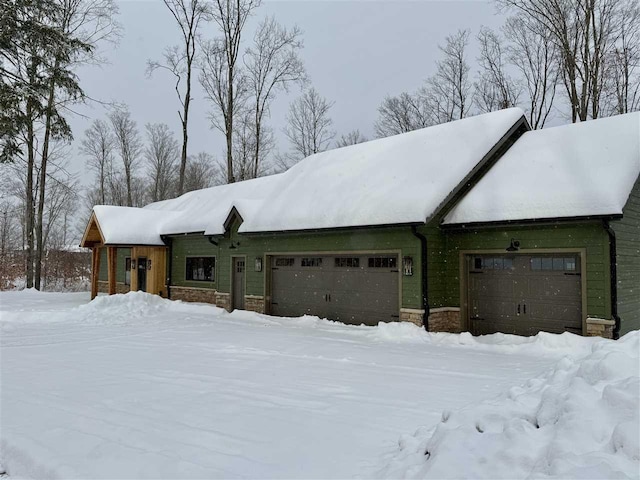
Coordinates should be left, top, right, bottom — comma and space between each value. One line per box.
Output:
80, 108, 640, 339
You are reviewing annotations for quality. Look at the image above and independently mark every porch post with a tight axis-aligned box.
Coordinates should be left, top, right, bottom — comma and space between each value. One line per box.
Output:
107, 246, 117, 295
91, 247, 100, 300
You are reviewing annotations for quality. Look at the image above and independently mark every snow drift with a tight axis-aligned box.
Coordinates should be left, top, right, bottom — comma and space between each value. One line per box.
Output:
377, 331, 640, 479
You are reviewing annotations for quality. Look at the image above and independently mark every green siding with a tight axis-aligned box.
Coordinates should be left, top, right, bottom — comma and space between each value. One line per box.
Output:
97, 247, 131, 284
170, 235, 217, 289
612, 175, 640, 335
439, 223, 610, 318
202, 219, 425, 309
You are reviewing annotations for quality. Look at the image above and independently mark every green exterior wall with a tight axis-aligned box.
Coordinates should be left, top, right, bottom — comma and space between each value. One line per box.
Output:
97, 247, 131, 284
167, 219, 614, 322
170, 235, 217, 290
612, 175, 640, 335
437, 223, 611, 318
170, 220, 425, 309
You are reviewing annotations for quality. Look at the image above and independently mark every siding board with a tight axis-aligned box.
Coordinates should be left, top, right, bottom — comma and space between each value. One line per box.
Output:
612, 175, 640, 334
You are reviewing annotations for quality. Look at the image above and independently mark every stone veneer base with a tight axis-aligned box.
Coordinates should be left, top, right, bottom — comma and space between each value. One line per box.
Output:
97, 281, 130, 295
169, 286, 216, 304
586, 317, 615, 339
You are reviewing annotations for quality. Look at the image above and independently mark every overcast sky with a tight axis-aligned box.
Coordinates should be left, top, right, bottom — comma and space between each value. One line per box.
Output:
69, 0, 506, 186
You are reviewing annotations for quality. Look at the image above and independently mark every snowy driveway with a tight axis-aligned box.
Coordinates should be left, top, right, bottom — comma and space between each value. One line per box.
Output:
1, 291, 569, 479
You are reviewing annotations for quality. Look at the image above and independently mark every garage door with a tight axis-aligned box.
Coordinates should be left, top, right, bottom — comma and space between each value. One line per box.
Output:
270, 254, 399, 326
468, 254, 582, 336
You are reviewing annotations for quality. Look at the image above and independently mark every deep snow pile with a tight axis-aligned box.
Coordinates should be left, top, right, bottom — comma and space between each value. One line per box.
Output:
377, 331, 640, 479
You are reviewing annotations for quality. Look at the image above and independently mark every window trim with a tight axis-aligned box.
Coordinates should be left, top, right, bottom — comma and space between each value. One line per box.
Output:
184, 255, 216, 283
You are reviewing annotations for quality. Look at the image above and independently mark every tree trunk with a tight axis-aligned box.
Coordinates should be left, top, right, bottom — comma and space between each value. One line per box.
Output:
34, 72, 58, 290
125, 165, 132, 206
25, 103, 35, 289
178, 60, 192, 196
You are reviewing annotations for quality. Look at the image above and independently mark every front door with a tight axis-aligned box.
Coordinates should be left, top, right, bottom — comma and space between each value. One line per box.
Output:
232, 257, 245, 310
137, 257, 147, 292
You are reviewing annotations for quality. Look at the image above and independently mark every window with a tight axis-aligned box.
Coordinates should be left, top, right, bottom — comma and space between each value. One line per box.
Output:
564, 257, 576, 271
275, 257, 295, 267
475, 257, 514, 271
368, 256, 397, 268
335, 257, 360, 268
125, 257, 131, 285
301, 257, 322, 267
530, 256, 578, 272
186, 257, 215, 282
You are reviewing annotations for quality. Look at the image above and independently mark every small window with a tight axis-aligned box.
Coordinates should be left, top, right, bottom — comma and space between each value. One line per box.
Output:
552, 258, 564, 271
564, 257, 576, 271
531, 257, 541, 270
503, 257, 513, 270
484, 258, 494, 270
493, 257, 504, 270
275, 257, 295, 267
301, 257, 323, 267
335, 257, 360, 268
186, 257, 215, 282
368, 257, 397, 268
541, 257, 553, 270
125, 257, 131, 285
474, 257, 482, 270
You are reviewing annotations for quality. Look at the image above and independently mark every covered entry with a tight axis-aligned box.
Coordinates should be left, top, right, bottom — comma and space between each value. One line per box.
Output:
270, 254, 400, 326
466, 253, 583, 336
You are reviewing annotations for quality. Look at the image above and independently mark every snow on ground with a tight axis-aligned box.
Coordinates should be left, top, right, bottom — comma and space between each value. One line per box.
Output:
0, 290, 636, 479
377, 334, 640, 479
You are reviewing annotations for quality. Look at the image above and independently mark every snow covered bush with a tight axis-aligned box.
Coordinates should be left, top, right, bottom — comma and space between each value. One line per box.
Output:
377, 331, 640, 479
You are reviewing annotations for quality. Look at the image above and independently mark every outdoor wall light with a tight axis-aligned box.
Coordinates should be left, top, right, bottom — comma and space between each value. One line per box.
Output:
147, 259, 152, 270
255, 257, 263, 272
403, 256, 413, 276
229, 241, 240, 249
506, 238, 521, 252
131, 259, 136, 269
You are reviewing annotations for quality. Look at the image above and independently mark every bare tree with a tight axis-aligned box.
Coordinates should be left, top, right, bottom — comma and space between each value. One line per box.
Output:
232, 111, 273, 181
200, 38, 248, 184
497, 0, 634, 122
200, 0, 261, 184
147, 0, 211, 195
374, 92, 431, 137
81, 119, 114, 204
504, 15, 559, 128
244, 17, 306, 178
336, 130, 367, 148
144, 123, 179, 202
475, 27, 521, 113
184, 152, 223, 192
283, 88, 335, 163
605, 2, 640, 114
109, 107, 142, 207
423, 29, 473, 122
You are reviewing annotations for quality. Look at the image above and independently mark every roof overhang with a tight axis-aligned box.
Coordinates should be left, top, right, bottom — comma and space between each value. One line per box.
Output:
80, 212, 105, 248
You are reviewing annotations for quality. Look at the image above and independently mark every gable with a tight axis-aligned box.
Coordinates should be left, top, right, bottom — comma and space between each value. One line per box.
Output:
80, 213, 105, 248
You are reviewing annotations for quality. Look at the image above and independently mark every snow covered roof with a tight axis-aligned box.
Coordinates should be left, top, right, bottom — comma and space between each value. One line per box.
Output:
85, 108, 527, 245
443, 112, 640, 226
241, 108, 526, 233
91, 206, 180, 245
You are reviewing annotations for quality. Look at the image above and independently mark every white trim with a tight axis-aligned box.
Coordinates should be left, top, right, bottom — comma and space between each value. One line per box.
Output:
586, 317, 616, 326
400, 308, 425, 314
